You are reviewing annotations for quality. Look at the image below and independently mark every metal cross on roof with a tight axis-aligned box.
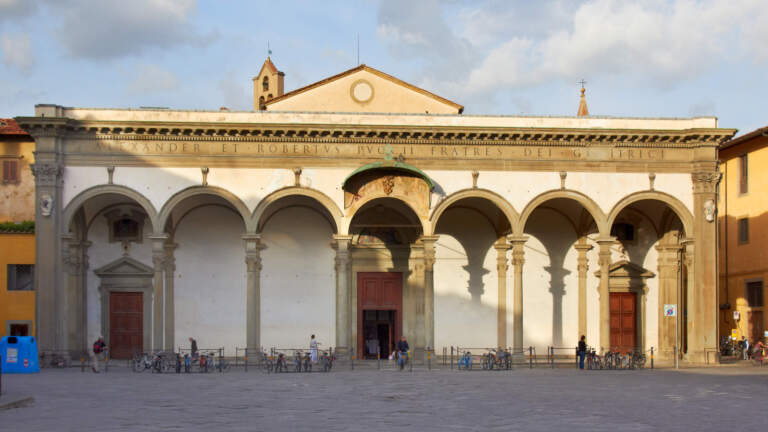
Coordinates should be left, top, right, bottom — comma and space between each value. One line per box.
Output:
578, 79, 587, 89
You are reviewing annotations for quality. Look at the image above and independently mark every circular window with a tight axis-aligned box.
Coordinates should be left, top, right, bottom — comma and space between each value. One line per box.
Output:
350, 80, 374, 103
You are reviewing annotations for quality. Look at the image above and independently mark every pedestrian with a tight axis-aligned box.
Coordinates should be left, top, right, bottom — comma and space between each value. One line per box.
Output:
310, 334, 319, 363
742, 336, 750, 360
91, 336, 106, 373
189, 337, 198, 359
578, 335, 587, 370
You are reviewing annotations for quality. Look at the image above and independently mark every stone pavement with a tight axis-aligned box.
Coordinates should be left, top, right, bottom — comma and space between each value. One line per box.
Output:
1, 365, 766, 431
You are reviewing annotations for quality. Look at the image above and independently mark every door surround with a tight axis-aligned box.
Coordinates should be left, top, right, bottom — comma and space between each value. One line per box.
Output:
94, 256, 153, 354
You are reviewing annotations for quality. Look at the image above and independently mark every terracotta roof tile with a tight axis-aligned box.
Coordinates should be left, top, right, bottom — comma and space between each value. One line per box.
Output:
0, 118, 29, 136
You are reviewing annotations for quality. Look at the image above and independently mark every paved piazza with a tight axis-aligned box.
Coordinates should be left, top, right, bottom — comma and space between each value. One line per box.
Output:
1, 365, 766, 431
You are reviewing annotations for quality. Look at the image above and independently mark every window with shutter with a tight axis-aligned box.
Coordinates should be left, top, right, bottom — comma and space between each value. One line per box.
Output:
739, 154, 748, 194
738, 218, 749, 244
2, 160, 19, 183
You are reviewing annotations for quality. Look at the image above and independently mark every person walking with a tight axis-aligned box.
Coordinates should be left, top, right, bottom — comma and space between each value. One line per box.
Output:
396, 335, 410, 370
578, 335, 587, 370
189, 337, 198, 359
742, 336, 750, 360
91, 336, 106, 373
310, 334, 319, 363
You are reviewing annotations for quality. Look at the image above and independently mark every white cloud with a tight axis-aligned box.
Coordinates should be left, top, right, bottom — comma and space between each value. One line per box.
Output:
1, 33, 34, 72
378, 0, 768, 108
0, 0, 37, 21
51, 0, 215, 59
128, 64, 179, 94
217, 71, 251, 111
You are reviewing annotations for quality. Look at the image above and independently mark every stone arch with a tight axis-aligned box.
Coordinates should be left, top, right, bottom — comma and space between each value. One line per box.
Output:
347, 195, 427, 236
518, 189, 608, 235
429, 188, 520, 236
607, 191, 694, 237
157, 186, 253, 234
251, 186, 343, 234
62, 184, 158, 234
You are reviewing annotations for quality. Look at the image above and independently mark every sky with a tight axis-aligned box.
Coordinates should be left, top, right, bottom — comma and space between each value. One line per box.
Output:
0, 0, 765, 136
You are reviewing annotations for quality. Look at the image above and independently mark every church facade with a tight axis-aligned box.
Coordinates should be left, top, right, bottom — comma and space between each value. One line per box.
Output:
18, 59, 734, 362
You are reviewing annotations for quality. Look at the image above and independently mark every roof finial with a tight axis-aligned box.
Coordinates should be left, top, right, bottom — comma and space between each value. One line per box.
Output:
267, 41, 272, 57
577, 79, 589, 117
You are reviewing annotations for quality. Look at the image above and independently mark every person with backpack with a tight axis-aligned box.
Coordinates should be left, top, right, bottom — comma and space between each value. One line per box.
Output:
92, 336, 107, 373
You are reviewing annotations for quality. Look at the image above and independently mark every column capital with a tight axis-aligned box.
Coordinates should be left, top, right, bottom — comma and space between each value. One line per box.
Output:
506, 235, 529, 245
494, 240, 509, 273
419, 235, 440, 245
574, 243, 594, 252
30, 162, 62, 187
420, 235, 438, 271
691, 171, 721, 194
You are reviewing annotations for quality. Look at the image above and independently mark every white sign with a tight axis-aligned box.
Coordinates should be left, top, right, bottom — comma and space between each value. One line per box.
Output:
6, 347, 18, 363
734, 311, 740, 320
664, 304, 677, 317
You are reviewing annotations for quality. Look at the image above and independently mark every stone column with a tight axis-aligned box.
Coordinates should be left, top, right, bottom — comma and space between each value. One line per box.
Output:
150, 235, 168, 351
163, 242, 177, 351
596, 238, 614, 352
494, 240, 510, 348
243, 234, 265, 350
332, 235, 353, 351
30, 154, 64, 351
574, 239, 593, 340
683, 239, 695, 358
689, 171, 720, 362
509, 236, 527, 351
80, 241, 91, 351
421, 236, 438, 350
656, 243, 682, 359
61, 236, 83, 355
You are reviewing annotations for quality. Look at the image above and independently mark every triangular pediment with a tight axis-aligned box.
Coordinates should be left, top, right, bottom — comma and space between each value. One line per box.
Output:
264, 64, 463, 114
594, 260, 655, 279
94, 256, 153, 277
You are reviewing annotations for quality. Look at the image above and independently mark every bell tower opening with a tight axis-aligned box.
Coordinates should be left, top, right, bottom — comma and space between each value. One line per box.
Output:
253, 56, 284, 110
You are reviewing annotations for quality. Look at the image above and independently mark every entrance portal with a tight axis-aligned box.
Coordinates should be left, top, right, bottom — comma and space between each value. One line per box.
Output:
357, 272, 402, 359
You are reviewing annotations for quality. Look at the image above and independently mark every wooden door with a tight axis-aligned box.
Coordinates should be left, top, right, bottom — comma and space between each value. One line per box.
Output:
609, 292, 637, 352
109, 292, 143, 359
357, 272, 402, 358
748, 311, 764, 343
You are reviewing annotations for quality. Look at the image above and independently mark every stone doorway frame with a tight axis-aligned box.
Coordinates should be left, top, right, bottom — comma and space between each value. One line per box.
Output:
94, 256, 154, 353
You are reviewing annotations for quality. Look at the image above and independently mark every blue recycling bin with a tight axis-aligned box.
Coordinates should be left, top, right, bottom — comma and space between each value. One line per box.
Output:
0, 336, 40, 373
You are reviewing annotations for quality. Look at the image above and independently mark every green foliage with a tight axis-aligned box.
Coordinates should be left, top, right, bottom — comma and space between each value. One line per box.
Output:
0, 220, 35, 233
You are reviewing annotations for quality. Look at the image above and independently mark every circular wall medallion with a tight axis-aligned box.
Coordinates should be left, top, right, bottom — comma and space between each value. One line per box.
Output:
350, 80, 374, 103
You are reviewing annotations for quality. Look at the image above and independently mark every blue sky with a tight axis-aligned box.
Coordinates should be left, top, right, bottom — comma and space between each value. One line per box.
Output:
0, 0, 765, 135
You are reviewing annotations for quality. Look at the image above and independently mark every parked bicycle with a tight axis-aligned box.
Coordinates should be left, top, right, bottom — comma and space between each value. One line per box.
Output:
274, 352, 288, 373
458, 351, 473, 370
261, 350, 274, 374
302, 351, 312, 372
321, 350, 335, 372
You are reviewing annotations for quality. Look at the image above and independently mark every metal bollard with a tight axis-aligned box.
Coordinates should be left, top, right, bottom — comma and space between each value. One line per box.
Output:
550, 347, 554, 369
81, 354, 85, 373
451, 346, 454, 370
351, 347, 355, 371
650, 347, 654, 369
245, 352, 248, 373
105, 350, 109, 373
409, 350, 413, 372
427, 348, 431, 371
377, 346, 381, 370
529, 346, 533, 369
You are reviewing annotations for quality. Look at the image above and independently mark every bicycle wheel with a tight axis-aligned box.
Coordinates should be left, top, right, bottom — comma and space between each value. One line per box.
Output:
132, 357, 143, 372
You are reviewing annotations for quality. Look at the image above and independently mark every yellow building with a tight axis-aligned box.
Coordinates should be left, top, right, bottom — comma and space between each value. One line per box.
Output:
719, 126, 768, 343
0, 118, 35, 337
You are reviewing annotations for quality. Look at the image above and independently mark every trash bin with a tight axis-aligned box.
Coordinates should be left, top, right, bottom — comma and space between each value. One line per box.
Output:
0, 336, 40, 373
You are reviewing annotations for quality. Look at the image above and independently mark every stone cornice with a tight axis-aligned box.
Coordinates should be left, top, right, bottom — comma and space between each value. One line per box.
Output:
15, 117, 735, 148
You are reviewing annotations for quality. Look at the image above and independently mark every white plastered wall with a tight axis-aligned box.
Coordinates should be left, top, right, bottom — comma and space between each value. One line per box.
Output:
173, 206, 247, 353
260, 206, 335, 349
86, 215, 153, 343
522, 209, 580, 353
434, 208, 499, 351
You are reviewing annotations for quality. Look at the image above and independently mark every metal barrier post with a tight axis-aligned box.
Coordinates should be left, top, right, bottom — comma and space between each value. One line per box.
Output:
245, 348, 248, 373
351, 347, 355, 371
427, 347, 431, 371
377, 346, 381, 370
105, 349, 109, 373
529, 346, 533, 369
409, 350, 413, 372
450, 346, 454, 370
650, 347, 654, 369
81, 352, 85, 372
550, 347, 554, 369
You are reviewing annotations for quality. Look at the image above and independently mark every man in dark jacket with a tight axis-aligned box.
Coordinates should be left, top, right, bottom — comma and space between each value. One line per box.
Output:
396, 336, 409, 370
577, 335, 587, 369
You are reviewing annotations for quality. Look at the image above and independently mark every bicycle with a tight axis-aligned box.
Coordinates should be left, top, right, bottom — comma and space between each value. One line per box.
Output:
458, 351, 473, 370
302, 351, 312, 372
321, 350, 335, 372
294, 351, 303, 372
274, 352, 288, 373
261, 350, 274, 374
132, 352, 153, 372
481, 349, 497, 370
397, 350, 409, 371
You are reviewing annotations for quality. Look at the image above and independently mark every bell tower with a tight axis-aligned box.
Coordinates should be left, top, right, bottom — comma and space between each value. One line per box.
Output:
253, 57, 284, 110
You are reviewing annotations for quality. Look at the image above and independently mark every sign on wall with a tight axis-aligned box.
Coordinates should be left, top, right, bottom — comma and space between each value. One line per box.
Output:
663, 304, 677, 317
